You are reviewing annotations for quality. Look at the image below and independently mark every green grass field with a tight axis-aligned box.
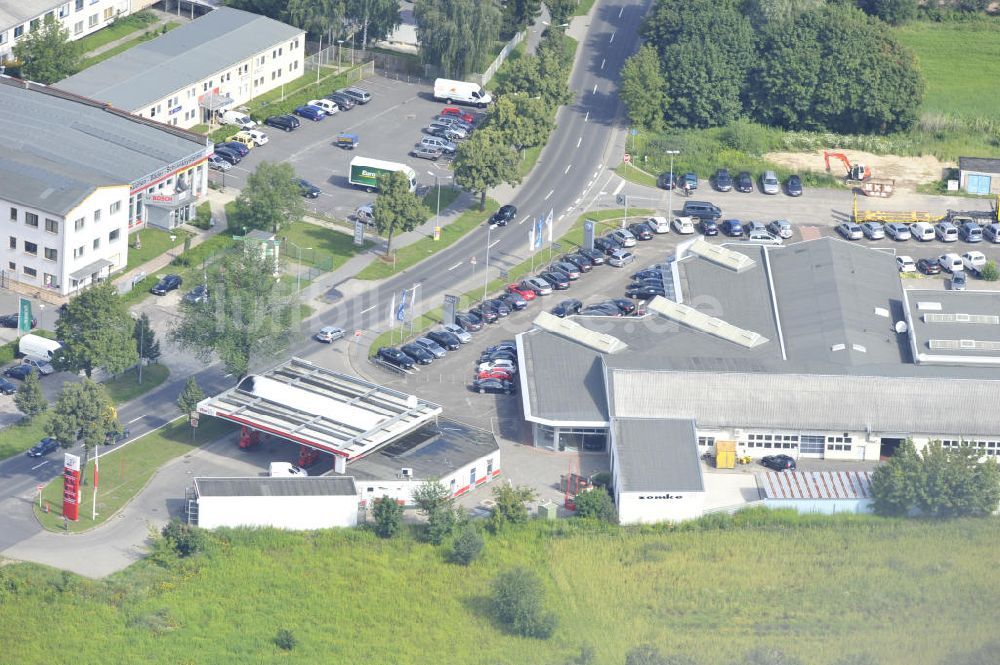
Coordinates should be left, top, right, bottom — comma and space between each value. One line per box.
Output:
1, 514, 998, 664
896, 19, 1000, 121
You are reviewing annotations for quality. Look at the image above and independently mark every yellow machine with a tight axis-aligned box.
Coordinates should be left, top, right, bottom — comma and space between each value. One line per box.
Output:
851, 194, 942, 225
715, 440, 736, 469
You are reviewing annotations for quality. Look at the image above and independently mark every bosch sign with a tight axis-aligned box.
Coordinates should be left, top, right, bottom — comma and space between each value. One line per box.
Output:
638, 494, 684, 500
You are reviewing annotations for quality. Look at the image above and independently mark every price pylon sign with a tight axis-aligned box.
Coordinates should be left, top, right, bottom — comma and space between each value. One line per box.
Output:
63, 453, 81, 521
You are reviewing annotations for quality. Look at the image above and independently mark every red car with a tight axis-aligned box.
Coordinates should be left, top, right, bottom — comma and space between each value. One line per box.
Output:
506, 283, 537, 300
478, 369, 513, 381
440, 107, 474, 123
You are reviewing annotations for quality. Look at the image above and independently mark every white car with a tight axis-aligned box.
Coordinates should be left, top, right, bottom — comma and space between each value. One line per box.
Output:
609, 229, 636, 247
478, 359, 517, 375
244, 129, 269, 146
646, 216, 670, 234
315, 326, 345, 343
895, 255, 916, 273
671, 216, 696, 234
938, 253, 964, 273
308, 99, 340, 115
962, 251, 986, 273
744, 231, 783, 245
441, 323, 471, 343
269, 462, 307, 477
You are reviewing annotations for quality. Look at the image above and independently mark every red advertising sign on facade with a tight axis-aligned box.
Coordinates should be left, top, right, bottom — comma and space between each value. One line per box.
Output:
63, 453, 81, 521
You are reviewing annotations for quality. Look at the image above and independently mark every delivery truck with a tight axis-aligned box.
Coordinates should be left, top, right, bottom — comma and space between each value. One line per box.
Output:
433, 78, 493, 107
348, 156, 417, 193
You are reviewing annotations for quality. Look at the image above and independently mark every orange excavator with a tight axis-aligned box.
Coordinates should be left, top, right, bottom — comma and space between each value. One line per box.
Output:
823, 151, 894, 197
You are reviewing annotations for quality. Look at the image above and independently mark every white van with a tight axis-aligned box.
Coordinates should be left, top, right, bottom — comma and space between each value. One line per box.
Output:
910, 222, 935, 241
646, 216, 670, 234
269, 462, 307, 477
218, 110, 257, 130
433, 78, 493, 107
19, 334, 62, 362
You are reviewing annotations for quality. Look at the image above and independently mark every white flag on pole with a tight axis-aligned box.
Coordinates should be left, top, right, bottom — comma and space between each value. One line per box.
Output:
547, 208, 554, 242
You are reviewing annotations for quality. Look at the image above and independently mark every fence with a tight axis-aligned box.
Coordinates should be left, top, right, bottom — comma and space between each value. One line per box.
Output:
478, 30, 525, 87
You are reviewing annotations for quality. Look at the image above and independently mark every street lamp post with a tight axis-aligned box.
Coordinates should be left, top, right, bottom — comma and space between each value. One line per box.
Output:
427, 170, 452, 235
483, 222, 493, 304
336, 40, 344, 71
296, 244, 312, 293
665, 150, 680, 223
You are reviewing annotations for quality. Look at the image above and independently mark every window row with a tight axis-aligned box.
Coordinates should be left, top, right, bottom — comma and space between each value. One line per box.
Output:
748, 433, 800, 443
7, 230, 120, 257
9, 202, 121, 231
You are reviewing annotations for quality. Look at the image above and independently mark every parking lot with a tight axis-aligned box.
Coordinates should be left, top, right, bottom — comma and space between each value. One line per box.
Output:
209, 74, 468, 221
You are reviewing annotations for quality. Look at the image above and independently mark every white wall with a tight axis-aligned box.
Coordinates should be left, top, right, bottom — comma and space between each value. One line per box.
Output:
616, 491, 706, 525
695, 428, 879, 461
355, 450, 502, 506
3, 184, 129, 296
763, 499, 873, 515
198, 494, 359, 529
0, 0, 131, 58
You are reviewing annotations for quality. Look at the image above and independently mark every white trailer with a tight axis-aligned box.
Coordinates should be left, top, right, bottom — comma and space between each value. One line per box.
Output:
349, 156, 417, 193
433, 78, 493, 107
191, 477, 359, 530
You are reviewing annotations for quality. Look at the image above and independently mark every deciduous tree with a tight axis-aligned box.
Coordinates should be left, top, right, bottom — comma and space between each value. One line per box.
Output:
12, 17, 80, 84
619, 44, 668, 131
133, 313, 161, 364
372, 495, 403, 538
490, 567, 557, 638
501, 0, 542, 37
373, 171, 429, 256
176, 376, 206, 416
47, 379, 121, 471
233, 162, 306, 234
488, 482, 536, 531
415, 0, 501, 77
489, 93, 552, 149
171, 247, 296, 378
55, 282, 138, 378
346, 0, 401, 48
574, 487, 616, 522
13, 371, 47, 419
453, 128, 520, 211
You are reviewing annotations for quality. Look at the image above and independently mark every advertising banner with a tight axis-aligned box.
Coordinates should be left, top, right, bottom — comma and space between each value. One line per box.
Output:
18, 298, 31, 334
63, 453, 81, 522
443, 295, 459, 326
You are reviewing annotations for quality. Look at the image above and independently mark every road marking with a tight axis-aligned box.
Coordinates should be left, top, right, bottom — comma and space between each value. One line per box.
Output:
575, 197, 583, 204
448, 261, 464, 271
127, 415, 145, 424
544, 189, 554, 200
610, 32, 615, 44
619, 6, 624, 17
584, 111, 589, 122
489, 239, 501, 248
558, 214, 565, 221
31, 461, 50, 471
601, 58, 606, 70
592, 84, 598, 95
613, 181, 625, 196
360, 304, 377, 314
564, 164, 572, 174
588, 180, 594, 187
518, 215, 530, 225
576, 136, 582, 148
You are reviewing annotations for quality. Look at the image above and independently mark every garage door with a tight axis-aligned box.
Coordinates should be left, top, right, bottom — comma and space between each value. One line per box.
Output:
967, 174, 991, 195
799, 435, 825, 458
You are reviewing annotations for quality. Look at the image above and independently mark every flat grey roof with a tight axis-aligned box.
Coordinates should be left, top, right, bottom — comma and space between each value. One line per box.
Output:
0, 77, 207, 214
58, 7, 304, 110
959, 157, 1000, 174
518, 330, 609, 424
758, 471, 873, 501
904, 289, 1000, 365
0, 1, 58, 30
346, 419, 498, 483
613, 418, 703, 493
195, 476, 358, 497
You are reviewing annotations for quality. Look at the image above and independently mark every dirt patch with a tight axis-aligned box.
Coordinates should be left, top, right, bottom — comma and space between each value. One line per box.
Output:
765, 150, 952, 190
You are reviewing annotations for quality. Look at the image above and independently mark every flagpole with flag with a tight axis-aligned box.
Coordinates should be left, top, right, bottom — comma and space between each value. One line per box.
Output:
529, 225, 536, 272
92, 443, 100, 520
546, 208, 554, 261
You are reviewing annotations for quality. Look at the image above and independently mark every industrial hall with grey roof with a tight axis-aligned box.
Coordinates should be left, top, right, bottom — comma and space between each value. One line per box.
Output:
516, 237, 1000, 478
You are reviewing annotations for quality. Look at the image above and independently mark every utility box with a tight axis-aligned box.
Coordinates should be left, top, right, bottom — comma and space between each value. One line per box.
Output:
715, 440, 736, 469
537, 502, 558, 520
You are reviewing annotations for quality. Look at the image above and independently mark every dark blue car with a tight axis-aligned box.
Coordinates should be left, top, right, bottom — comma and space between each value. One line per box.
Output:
3, 364, 36, 380
216, 141, 249, 157
27, 437, 60, 457
294, 105, 325, 121
0, 377, 16, 394
721, 219, 744, 237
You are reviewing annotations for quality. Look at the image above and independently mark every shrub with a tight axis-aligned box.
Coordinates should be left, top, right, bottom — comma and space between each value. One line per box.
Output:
450, 524, 484, 565
573, 488, 616, 522
490, 567, 558, 638
980, 260, 998, 282
160, 519, 207, 558
488, 483, 536, 532
273, 628, 297, 651
372, 496, 403, 538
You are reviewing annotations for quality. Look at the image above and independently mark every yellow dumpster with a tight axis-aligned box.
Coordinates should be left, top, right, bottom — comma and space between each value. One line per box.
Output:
715, 440, 736, 469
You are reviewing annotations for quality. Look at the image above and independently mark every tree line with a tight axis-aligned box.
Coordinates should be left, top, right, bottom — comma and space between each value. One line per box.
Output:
622, 0, 926, 135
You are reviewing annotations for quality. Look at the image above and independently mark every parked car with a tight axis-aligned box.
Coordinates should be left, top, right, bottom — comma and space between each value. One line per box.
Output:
338, 87, 372, 104
860, 221, 885, 240
150, 274, 182, 295
427, 330, 461, 350
551, 299, 583, 317
579, 303, 622, 316
628, 222, 654, 240
484, 341, 516, 355
935, 221, 959, 242
477, 359, 517, 375
836, 222, 864, 241
700, 219, 719, 236
951, 271, 967, 290
434, 116, 473, 132
471, 304, 498, 323
760, 170, 780, 195
577, 248, 606, 265
609, 298, 638, 315
212, 146, 241, 165
293, 105, 325, 121
561, 254, 593, 272
419, 135, 456, 154
307, 98, 339, 115
441, 323, 472, 343
786, 174, 803, 197
608, 229, 637, 247
455, 312, 483, 332
713, 168, 733, 192
646, 216, 671, 234
895, 256, 916, 273
325, 92, 356, 110
607, 250, 636, 267
314, 326, 345, 343
264, 114, 299, 131
681, 172, 698, 191
984, 223, 1000, 243
657, 172, 676, 190
216, 141, 249, 157
938, 253, 964, 273
477, 369, 513, 381
506, 283, 538, 300
482, 298, 511, 317
735, 171, 753, 193
962, 250, 986, 274
916, 258, 941, 275
631, 268, 664, 282
0, 377, 16, 395
911, 222, 936, 241
472, 378, 516, 395
479, 349, 517, 364
549, 262, 581, 280
885, 223, 912, 241
427, 125, 465, 141
767, 219, 793, 239
0, 313, 37, 329
721, 219, 743, 237
671, 216, 696, 234
208, 154, 232, 171
539, 271, 570, 290
744, 220, 767, 236
410, 146, 442, 161
377, 347, 414, 369
682, 201, 722, 221
440, 106, 475, 123
761, 454, 796, 471
26, 437, 60, 457
401, 343, 435, 365
745, 230, 783, 245
3, 364, 36, 380
593, 237, 619, 255
183, 284, 209, 304
959, 221, 983, 243
490, 204, 518, 227
295, 178, 321, 198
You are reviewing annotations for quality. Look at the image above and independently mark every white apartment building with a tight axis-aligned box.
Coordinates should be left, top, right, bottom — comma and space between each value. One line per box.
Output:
57, 7, 305, 129
0, 0, 157, 59
0, 76, 210, 297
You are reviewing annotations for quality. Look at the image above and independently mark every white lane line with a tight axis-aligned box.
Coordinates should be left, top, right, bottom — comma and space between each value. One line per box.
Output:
31, 460, 50, 471
544, 189, 554, 200
601, 58, 606, 70
127, 415, 145, 424
576, 136, 582, 148
585, 110, 590, 121
564, 164, 572, 174
610, 32, 615, 44
613, 181, 625, 196
360, 304, 377, 314
448, 261, 464, 271
575, 197, 583, 204
558, 214, 566, 221
489, 239, 501, 248
619, 6, 624, 17
592, 84, 598, 95
588, 180, 594, 187
518, 215, 530, 225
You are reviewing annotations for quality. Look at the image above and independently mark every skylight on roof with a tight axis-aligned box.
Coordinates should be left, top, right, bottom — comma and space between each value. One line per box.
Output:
533, 311, 628, 354
646, 297, 769, 348
687, 238, 756, 272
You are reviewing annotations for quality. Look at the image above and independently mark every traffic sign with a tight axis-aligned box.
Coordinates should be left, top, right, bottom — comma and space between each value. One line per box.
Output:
36, 484, 44, 492
623, 153, 631, 164
190, 418, 199, 428
354, 329, 362, 337
470, 256, 477, 265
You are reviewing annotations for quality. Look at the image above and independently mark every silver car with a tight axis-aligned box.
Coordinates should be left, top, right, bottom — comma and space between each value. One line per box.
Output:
315, 326, 345, 343
522, 277, 553, 296
860, 221, 885, 240
745, 231, 783, 245
441, 324, 471, 344
414, 337, 447, 358
607, 250, 636, 267
836, 222, 864, 241
744, 220, 768, 235
761, 170, 780, 195
767, 219, 793, 239
609, 229, 636, 247
885, 223, 911, 241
